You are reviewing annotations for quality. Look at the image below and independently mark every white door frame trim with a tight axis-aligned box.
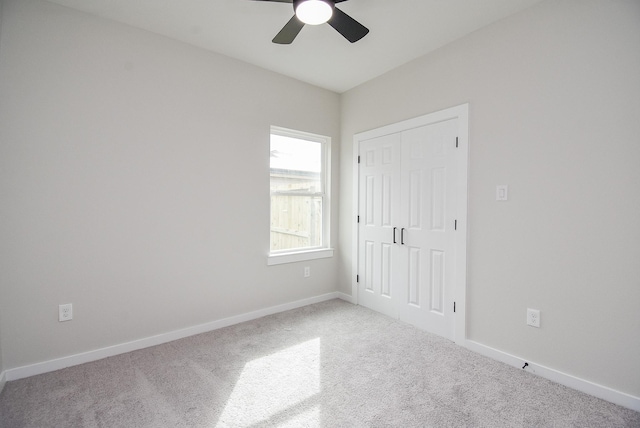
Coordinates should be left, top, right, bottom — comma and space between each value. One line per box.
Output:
351, 103, 469, 345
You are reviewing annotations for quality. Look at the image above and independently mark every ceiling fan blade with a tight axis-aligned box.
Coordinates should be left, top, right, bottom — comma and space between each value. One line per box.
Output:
328, 8, 369, 43
273, 15, 305, 44
328, 7, 369, 43
251, 0, 292, 3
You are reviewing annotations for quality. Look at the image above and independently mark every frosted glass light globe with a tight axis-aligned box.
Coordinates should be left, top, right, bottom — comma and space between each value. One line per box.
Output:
295, 0, 333, 25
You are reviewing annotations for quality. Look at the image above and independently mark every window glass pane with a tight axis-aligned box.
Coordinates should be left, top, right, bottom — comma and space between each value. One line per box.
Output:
270, 130, 326, 253
270, 195, 322, 252
270, 135, 322, 193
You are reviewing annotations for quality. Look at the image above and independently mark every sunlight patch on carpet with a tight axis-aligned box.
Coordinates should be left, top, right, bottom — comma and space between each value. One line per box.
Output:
216, 338, 321, 426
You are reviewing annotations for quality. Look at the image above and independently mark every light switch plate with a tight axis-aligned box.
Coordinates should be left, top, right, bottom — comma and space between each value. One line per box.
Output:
496, 185, 509, 201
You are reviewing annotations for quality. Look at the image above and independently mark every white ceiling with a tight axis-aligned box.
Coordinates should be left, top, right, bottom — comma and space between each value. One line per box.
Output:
44, 0, 545, 93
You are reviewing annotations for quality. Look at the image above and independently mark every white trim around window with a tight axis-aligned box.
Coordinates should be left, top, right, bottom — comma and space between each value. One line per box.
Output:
268, 126, 332, 265
267, 248, 334, 266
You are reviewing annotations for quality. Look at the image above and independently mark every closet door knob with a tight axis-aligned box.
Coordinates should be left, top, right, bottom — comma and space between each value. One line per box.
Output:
393, 227, 397, 244
401, 228, 406, 245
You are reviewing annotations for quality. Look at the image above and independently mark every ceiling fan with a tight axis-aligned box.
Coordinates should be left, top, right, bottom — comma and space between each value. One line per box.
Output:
252, 0, 369, 44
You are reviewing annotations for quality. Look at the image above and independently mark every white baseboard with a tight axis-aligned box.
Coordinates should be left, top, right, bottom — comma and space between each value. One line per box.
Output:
10, 296, 634, 414
336, 291, 356, 304
0, 370, 6, 394
465, 340, 640, 412
5, 292, 342, 382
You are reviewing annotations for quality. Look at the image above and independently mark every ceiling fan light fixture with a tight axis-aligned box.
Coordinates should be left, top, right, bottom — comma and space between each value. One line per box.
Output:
295, 0, 334, 26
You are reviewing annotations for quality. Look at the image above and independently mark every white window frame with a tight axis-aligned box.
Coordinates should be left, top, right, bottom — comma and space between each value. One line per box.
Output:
267, 126, 333, 266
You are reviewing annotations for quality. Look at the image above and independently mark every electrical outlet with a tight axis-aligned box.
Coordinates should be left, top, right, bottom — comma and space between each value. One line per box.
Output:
304, 266, 311, 278
527, 308, 540, 328
59, 303, 73, 322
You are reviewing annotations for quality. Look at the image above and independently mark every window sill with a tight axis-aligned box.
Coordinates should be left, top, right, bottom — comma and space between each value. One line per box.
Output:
267, 248, 334, 266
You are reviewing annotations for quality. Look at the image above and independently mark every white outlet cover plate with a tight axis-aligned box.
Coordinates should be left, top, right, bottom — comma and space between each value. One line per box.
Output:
59, 303, 73, 322
527, 308, 540, 327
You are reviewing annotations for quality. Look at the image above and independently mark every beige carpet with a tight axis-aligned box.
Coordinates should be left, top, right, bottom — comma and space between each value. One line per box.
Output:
0, 299, 638, 427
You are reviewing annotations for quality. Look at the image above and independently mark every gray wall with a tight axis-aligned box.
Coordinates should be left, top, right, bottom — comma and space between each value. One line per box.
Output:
0, 0, 340, 369
339, 0, 640, 397
0, 0, 4, 382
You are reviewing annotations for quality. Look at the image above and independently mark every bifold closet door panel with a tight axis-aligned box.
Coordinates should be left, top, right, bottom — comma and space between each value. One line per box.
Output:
397, 119, 458, 340
357, 132, 402, 319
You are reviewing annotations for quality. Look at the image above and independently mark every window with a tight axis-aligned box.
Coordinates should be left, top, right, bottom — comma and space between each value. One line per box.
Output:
268, 127, 332, 265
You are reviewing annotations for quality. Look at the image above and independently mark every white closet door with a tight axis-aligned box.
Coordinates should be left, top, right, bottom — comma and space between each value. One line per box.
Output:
398, 119, 458, 339
354, 104, 468, 343
357, 132, 402, 319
